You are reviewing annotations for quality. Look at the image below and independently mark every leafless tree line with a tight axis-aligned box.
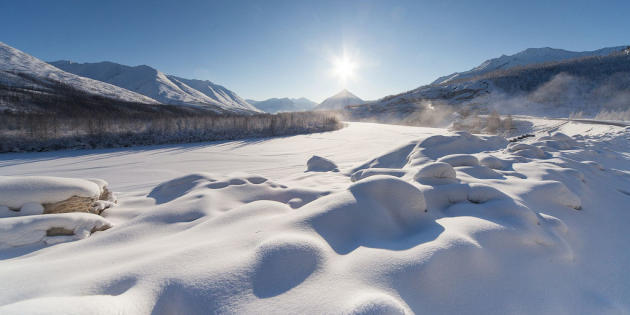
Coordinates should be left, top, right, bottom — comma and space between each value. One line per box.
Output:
0, 110, 342, 153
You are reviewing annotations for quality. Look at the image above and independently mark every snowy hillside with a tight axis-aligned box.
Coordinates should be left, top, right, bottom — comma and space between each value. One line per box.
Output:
247, 97, 317, 113
1, 120, 629, 313
0, 42, 158, 105
348, 48, 630, 123
315, 89, 363, 110
51, 60, 260, 114
432, 46, 626, 85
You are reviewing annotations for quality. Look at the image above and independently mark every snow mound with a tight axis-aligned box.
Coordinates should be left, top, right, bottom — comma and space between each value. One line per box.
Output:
506, 143, 547, 158
437, 154, 480, 167
352, 133, 507, 173
467, 183, 509, 203
414, 162, 457, 182
534, 132, 578, 150
148, 172, 327, 213
306, 155, 339, 172
0, 213, 111, 249
521, 180, 582, 210
344, 293, 408, 315
303, 175, 430, 254
479, 155, 511, 170
350, 168, 406, 182
252, 235, 324, 298
407, 132, 508, 167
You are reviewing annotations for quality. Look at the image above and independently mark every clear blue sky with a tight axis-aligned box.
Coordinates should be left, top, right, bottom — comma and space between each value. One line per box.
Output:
2, 0, 628, 102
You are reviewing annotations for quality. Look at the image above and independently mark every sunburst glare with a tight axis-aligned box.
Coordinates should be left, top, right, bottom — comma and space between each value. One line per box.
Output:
330, 50, 359, 86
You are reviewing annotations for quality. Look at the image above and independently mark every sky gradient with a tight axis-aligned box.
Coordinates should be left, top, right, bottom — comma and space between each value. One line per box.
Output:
2, 0, 628, 102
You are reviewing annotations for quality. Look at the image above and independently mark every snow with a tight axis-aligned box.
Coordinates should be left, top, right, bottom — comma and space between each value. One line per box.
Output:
0, 42, 158, 104
49, 60, 260, 114
432, 46, 626, 85
247, 97, 317, 113
0, 176, 101, 210
0, 120, 629, 313
437, 153, 480, 167
0, 213, 111, 249
315, 89, 364, 110
306, 155, 339, 172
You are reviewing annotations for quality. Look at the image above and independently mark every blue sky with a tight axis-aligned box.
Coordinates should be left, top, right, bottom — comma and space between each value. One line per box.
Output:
2, 0, 628, 102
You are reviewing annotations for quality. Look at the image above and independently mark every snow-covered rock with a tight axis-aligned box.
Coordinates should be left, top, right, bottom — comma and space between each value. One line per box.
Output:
0, 213, 112, 249
0, 176, 116, 215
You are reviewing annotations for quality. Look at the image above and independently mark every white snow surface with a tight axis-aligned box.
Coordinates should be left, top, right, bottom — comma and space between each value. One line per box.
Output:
0, 42, 158, 104
0, 120, 629, 314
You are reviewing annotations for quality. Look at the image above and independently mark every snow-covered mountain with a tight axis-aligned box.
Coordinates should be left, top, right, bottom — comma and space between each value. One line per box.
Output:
50, 60, 260, 114
347, 46, 630, 123
0, 42, 158, 104
315, 89, 364, 110
247, 97, 317, 113
432, 46, 626, 85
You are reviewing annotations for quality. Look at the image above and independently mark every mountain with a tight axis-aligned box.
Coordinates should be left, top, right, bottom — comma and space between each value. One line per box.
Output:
247, 97, 317, 113
347, 46, 630, 123
432, 46, 627, 85
50, 60, 260, 114
315, 89, 363, 110
0, 42, 158, 106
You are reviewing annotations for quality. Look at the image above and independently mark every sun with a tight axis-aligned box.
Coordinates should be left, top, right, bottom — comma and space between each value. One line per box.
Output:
330, 52, 358, 85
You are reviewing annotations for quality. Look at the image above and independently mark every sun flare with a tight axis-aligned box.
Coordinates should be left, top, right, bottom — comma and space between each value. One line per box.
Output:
330, 51, 358, 85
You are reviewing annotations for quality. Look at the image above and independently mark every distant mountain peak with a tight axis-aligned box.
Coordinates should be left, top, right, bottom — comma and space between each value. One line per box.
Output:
315, 89, 363, 110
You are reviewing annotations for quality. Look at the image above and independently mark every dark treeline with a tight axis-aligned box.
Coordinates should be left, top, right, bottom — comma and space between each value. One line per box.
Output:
0, 110, 342, 153
0, 73, 342, 153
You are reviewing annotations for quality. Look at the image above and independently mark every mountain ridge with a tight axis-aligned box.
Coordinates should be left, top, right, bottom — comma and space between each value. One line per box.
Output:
0, 42, 159, 105
247, 97, 317, 113
50, 60, 259, 114
432, 46, 627, 85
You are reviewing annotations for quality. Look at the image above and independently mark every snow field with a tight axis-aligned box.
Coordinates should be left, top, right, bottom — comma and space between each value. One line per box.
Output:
0, 121, 629, 313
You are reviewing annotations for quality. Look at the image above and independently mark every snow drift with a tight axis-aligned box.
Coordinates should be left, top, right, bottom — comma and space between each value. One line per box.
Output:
0, 121, 629, 313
